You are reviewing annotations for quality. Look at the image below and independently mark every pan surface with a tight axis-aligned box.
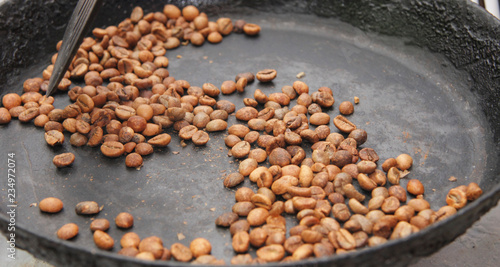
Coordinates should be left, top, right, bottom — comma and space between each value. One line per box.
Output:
1, 0, 499, 266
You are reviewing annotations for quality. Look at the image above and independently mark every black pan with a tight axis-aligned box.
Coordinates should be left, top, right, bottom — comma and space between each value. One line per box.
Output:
1, 0, 499, 266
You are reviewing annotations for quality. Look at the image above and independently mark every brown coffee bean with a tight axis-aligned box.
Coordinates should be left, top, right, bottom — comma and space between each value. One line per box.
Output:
256, 69, 277, 82
381, 196, 400, 213
396, 153, 413, 170
118, 247, 139, 257
388, 185, 407, 202
466, 182, 482, 201
407, 179, 424, 195
90, 218, 110, 232
235, 72, 255, 83
446, 188, 467, 209
359, 148, 379, 162
115, 212, 134, 228
232, 201, 255, 217
125, 153, 143, 168
394, 205, 415, 222
94, 230, 114, 250
18, 107, 39, 122
171, 243, 193, 262
309, 112, 330, 126
232, 231, 250, 253
147, 133, 171, 147
247, 208, 269, 226
0, 107, 11, 124
349, 198, 369, 215
215, 212, 238, 227
190, 130, 208, 145
101, 141, 125, 157
205, 119, 227, 132
235, 187, 255, 202
357, 173, 377, 191
243, 23, 261, 36
187, 238, 211, 259
39, 197, 63, 213
121, 232, 141, 248
235, 107, 258, 121
339, 101, 354, 115
2, 93, 22, 109
333, 115, 356, 133
231, 141, 251, 158
57, 223, 79, 240
382, 158, 397, 172
224, 173, 244, 188
236, 77, 247, 93
52, 153, 75, 168
75, 201, 100, 215
268, 148, 291, 167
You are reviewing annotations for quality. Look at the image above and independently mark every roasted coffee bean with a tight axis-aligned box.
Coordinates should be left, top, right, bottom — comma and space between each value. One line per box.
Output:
215, 212, 239, 227
18, 107, 39, 122
101, 141, 125, 157
224, 173, 245, 188
396, 153, 413, 170
256, 69, 277, 82
121, 232, 141, 248
57, 223, 79, 240
243, 23, 261, 36
359, 148, 379, 162
247, 208, 269, 226
205, 119, 227, 132
39, 197, 63, 213
466, 182, 482, 201
388, 185, 407, 202
333, 115, 356, 133
115, 212, 134, 228
407, 179, 424, 195
52, 153, 75, 168
90, 218, 110, 232
190, 237, 212, 258
75, 201, 100, 215
45, 130, 64, 146
125, 153, 143, 168
446, 188, 467, 209
148, 133, 171, 147
94, 230, 114, 250
231, 141, 251, 158
171, 243, 193, 262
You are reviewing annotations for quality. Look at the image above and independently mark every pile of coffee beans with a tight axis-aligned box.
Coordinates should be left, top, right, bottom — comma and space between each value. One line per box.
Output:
214, 81, 484, 262
1, 4, 260, 170
1, 3, 485, 265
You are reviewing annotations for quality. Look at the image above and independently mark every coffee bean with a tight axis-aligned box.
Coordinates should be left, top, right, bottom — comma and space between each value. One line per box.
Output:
231, 141, 251, 158
148, 133, 171, 147
90, 218, 110, 232
94, 230, 114, 250
396, 153, 413, 170
407, 179, 424, 195
52, 153, 75, 168
232, 231, 250, 253
57, 223, 79, 240
171, 243, 193, 262
101, 141, 125, 157
205, 119, 227, 132
125, 153, 143, 168
115, 212, 134, 228
256, 244, 285, 262
466, 182, 482, 201
18, 107, 40, 122
235, 72, 255, 83
190, 238, 212, 258
243, 23, 261, 36
224, 173, 244, 188
120, 232, 141, 249
333, 115, 356, 133
256, 69, 277, 82
446, 188, 467, 209
39, 197, 63, 213
0, 107, 12, 124
75, 201, 101, 215
215, 212, 238, 227
247, 208, 269, 226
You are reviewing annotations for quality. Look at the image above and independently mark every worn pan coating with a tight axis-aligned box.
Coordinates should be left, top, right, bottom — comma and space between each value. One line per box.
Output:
0, 0, 499, 266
